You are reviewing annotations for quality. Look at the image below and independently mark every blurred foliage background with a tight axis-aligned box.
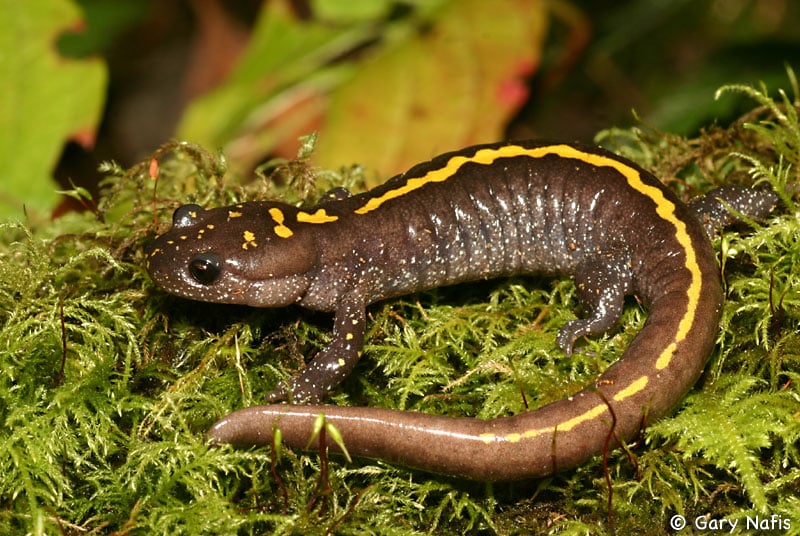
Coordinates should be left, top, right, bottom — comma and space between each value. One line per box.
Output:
2, 0, 798, 218
1, 1, 799, 533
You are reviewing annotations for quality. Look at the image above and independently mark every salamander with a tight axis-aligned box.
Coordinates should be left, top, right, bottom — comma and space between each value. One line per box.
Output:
146, 140, 779, 481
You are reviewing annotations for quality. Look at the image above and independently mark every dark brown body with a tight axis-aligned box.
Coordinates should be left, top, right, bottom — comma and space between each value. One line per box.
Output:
147, 141, 776, 480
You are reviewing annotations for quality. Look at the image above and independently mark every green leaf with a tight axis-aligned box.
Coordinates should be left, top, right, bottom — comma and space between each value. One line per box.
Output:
177, 0, 547, 184
0, 0, 107, 221
311, 0, 396, 23
314, 0, 547, 184
176, 0, 369, 162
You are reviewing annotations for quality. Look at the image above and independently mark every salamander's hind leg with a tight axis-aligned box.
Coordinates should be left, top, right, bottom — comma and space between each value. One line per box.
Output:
556, 257, 634, 355
267, 297, 367, 404
687, 185, 779, 237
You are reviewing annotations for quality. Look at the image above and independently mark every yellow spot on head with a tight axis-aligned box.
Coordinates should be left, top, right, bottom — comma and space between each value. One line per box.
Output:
274, 226, 293, 238
269, 208, 284, 223
242, 230, 257, 249
269, 207, 294, 238
228, 210, 243, 219
297, 208, 338, 224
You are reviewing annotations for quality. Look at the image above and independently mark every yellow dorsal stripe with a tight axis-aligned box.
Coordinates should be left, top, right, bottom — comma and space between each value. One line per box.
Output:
361, 143, 703, 445
613, 375, 649, 401
352, 146, 700, 367
478, 403, 609, 444
478, 375, 652, 445
354, 148, 515, 214
543, 145, 702, 371
358, 143, 698, 369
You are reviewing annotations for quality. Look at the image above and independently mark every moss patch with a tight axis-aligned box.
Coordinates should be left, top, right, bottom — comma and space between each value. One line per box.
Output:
2, 79, 799, 534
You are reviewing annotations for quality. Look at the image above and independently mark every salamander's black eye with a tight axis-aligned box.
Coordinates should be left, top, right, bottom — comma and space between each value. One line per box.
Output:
173, 204, 203, 228
188, 252, 221, 285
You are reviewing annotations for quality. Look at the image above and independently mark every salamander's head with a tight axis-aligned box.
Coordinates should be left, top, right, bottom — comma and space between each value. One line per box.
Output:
146, 202, 317, 307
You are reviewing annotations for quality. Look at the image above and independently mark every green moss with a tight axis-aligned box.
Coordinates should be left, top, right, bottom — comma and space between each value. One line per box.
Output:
2, 80, 800, 534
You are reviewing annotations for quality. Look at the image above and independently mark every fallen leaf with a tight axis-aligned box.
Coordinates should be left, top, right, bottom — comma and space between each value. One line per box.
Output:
0, 0, 107, 220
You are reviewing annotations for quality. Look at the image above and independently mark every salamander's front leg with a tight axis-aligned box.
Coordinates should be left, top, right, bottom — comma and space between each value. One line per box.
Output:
268, 298, 367, 403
